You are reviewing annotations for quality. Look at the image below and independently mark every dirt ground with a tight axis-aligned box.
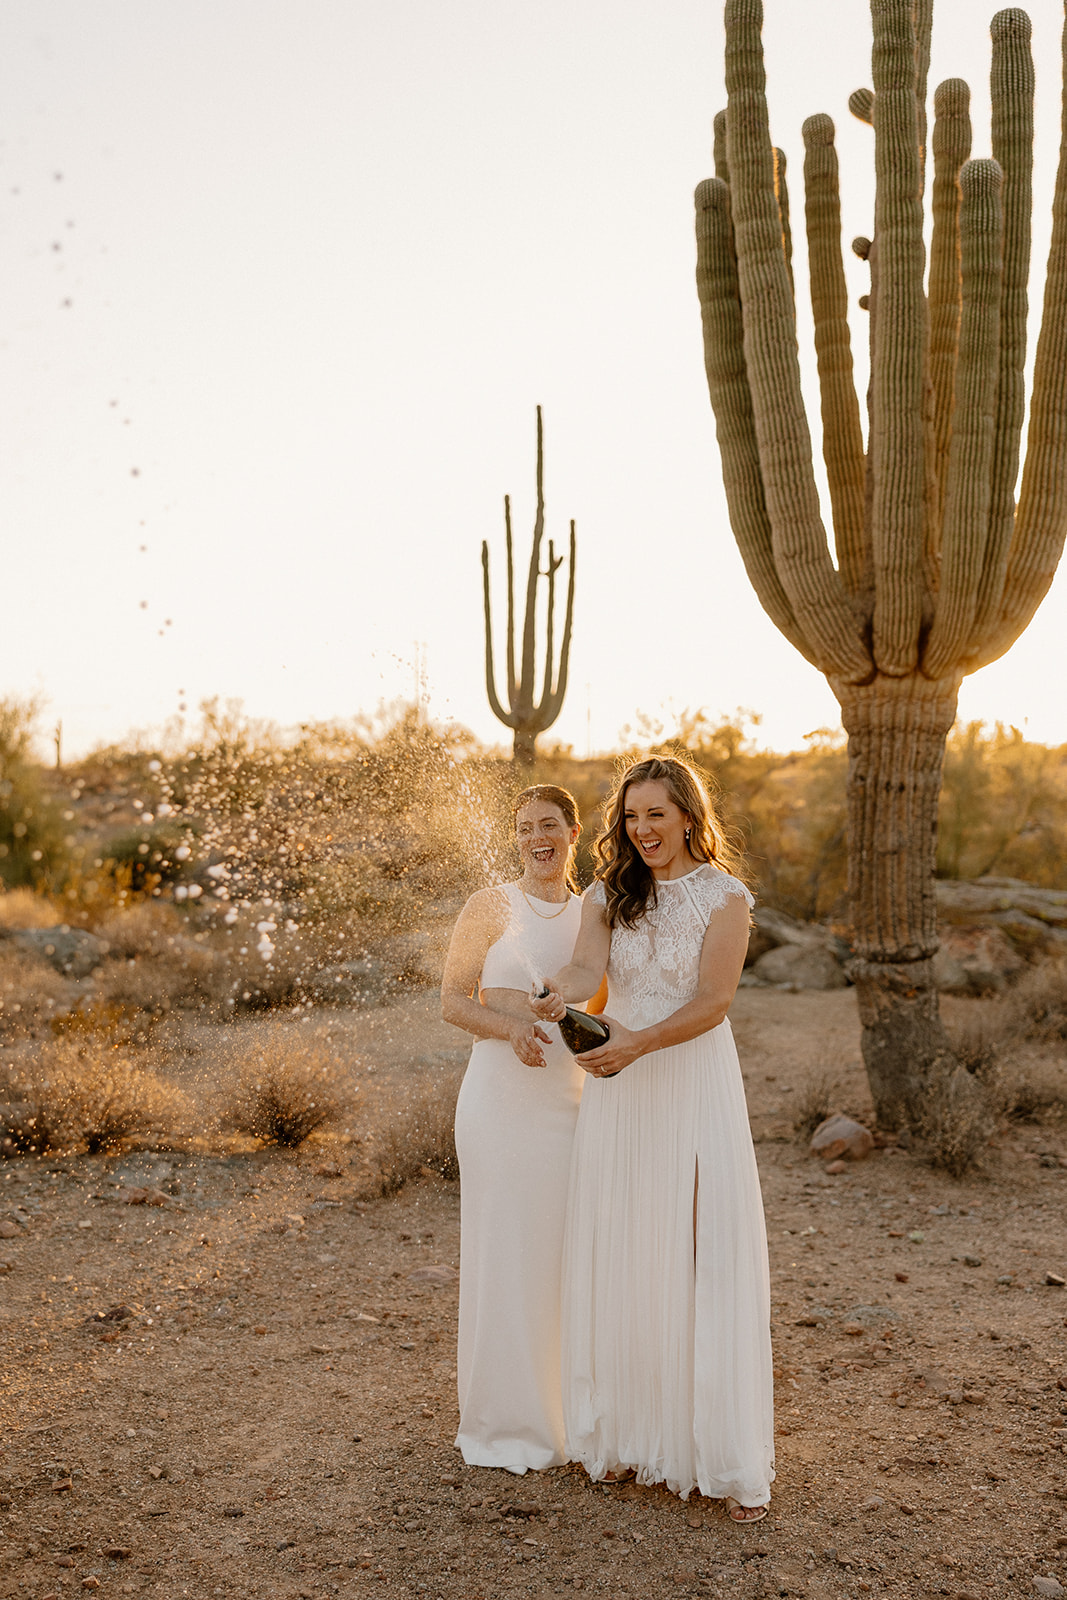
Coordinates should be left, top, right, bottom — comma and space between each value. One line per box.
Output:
1, 987, 1066, 1600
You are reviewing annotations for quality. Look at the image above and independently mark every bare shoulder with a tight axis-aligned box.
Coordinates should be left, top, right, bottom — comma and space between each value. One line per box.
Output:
457, 883, 511, 937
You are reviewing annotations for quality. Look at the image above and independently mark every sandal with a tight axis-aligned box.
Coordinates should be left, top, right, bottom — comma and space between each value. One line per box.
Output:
724, 1497, 768, 1523
599, 1468, 636, 1485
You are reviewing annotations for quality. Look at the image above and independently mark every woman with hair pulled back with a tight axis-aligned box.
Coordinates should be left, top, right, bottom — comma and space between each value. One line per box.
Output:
441, 783, 586, 1474
533, 756, 774, 1519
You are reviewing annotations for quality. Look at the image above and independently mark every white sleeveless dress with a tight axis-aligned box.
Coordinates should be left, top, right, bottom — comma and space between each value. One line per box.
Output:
453, 882, 584, 1473
561, 866, 774, 1505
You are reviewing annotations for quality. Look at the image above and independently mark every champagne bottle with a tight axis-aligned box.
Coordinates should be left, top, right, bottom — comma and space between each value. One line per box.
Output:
537, 988, 610, 1056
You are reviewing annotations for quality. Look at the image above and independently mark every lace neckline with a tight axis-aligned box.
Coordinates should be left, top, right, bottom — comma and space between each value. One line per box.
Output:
655, 863, 712, 885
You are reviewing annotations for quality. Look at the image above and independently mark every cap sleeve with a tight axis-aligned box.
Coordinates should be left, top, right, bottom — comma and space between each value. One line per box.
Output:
690, 868, 754, 920
586, 879, 608, 908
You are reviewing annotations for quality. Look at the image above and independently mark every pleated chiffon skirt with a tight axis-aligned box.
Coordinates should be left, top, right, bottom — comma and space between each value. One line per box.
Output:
561, 1018, 775, 1504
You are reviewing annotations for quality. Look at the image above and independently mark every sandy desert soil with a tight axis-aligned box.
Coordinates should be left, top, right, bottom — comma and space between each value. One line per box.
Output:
1, 987, 1066, 1600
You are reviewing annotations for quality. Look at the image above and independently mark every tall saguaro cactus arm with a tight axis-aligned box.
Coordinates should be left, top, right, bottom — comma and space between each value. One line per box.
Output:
721, 0, 870, 679
978, 7, 1067, 666
481, 408, 577, 765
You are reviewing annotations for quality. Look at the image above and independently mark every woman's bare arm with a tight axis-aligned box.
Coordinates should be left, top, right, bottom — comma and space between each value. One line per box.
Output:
440, 889, 553, 1068
531, 893, 611, 1011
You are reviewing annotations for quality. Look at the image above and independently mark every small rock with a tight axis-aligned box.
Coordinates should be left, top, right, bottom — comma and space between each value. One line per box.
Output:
103, 1547, 131, 1560
895, 1271, 909, 1283
897, 1501, 916, 1515
909, 1230, 925, 1244
82, 1581, 101, 1593
842, 1322, 864, 1337
0, 1221, 21, 1239
120, 1188, 150, 1205
56, 1555, 75, 1567
89, 1304, 134, 1325
1045, 1272, 1066, 1288
11, 925, 108, 978
0, 1259, 12, 1273
962, 1389, 985, 1404
147, 1466, 163, 1480
946, 1390, 964, 1406
314, 1162, 344, 1178
1032, 1579, 1066, 1598
824, 1159, 848, 1175
253, 1326, 267, 1336
284, 1213, 305, 1229
406, 1265, 458, 1285
77, 1219, 93, 1230
963, 1254, 982, 1268
686, 1508, 702, 1528
51, 1478, 73, 1493
810, 1115, 875, 1162
222, 1505, 244, 1517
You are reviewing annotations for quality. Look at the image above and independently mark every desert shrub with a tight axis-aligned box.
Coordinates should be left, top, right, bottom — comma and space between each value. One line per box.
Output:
0, 889, 66, 931
997, 1064, 1067, 1124
2, 1042, 187, 1154
92, 901, 220, 1016
100, 821, 189, 894
0, 943, 79, 1039
920, 1067, 999, 1179
998, 956, 1067, 1044
945, 1017, 999, 1081
363, 1070, 462, 1196
792, 1071, 840, 1140
938, 722, 1067, 885
225, 1029, 352, 1147
0, 698, 68, 892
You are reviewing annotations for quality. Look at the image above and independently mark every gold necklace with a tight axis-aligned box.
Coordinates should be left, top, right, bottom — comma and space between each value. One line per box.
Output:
519, 885, 571, 919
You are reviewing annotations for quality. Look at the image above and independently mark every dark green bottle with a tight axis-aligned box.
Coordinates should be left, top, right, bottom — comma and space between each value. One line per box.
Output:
538, 989, 610, 1056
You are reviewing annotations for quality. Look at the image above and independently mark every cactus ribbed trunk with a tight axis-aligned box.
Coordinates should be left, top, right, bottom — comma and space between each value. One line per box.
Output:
834, 674, 961, 1127
512, 728, 537, 769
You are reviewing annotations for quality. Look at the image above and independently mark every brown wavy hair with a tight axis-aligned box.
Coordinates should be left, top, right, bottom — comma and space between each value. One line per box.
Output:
592, 756, 745, 928
512, 784, 582, 894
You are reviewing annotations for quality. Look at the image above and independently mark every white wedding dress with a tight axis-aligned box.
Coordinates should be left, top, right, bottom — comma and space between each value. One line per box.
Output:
453, 883, 584, 1473
561, 866, 774, 1505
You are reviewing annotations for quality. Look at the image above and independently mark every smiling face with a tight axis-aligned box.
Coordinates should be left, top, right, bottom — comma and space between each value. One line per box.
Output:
515, 799, 579, 894
623, 779, 694, 880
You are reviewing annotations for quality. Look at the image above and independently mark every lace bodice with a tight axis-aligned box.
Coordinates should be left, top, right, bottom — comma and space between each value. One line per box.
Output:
589, 866, 753, 1030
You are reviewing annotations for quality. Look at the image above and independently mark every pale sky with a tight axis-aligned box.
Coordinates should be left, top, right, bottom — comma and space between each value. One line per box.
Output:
1, 0, 1065, 760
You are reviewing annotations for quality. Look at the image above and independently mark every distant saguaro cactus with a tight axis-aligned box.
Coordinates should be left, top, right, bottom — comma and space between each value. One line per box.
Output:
695, 0, 1067, 1141
482, 408, 576, 767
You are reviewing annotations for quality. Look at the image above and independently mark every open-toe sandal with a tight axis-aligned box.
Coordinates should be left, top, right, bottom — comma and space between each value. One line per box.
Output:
600, 1468, 636, 1485
724, 1497, 768, 1523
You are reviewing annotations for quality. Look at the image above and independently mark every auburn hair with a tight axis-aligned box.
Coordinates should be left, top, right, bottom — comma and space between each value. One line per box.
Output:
592, 756, 745, 928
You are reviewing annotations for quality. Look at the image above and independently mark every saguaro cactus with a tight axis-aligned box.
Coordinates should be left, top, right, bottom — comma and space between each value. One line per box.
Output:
695, 0, 1067, 1135
482, 408, 576, 767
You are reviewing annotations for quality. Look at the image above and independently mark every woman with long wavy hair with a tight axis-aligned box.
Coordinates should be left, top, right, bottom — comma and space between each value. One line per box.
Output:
532, 756, 774, 1519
